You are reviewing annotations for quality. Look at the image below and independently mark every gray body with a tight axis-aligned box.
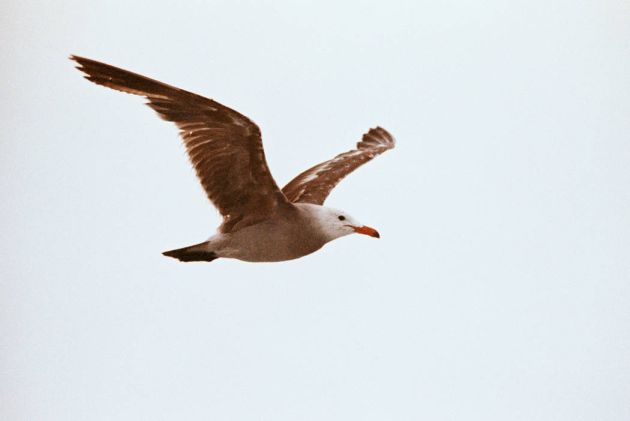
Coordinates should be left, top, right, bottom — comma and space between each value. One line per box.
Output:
209, 204, 332, 262
167, 203, 352, 262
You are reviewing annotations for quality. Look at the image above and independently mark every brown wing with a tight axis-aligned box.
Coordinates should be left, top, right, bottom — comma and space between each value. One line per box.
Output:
282, 127, 395, 204
71, 55, 291, 233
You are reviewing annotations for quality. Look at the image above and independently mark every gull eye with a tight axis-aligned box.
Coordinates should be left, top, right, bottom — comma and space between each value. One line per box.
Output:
338, 215, 346, 221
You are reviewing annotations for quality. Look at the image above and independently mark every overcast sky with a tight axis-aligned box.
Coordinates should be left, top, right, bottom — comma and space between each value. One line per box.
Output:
2, 0, 630, 420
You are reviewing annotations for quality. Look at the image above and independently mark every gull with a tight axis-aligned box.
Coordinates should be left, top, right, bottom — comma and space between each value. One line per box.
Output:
71, 55, 395, 263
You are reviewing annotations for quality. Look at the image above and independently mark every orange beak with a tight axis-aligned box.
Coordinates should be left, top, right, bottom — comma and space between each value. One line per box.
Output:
351, 225, 380, 238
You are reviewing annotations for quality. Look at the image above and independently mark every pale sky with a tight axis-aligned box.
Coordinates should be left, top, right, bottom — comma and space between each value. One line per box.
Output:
2, 0, 630, 420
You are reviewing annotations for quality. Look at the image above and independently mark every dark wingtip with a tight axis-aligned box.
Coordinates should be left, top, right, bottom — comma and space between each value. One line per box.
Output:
69, 54, 85, 65
69, 54, 89, 75
358, 126, 396, 150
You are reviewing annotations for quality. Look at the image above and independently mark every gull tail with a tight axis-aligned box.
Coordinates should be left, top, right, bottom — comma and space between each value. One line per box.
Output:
162, 241, 218, 263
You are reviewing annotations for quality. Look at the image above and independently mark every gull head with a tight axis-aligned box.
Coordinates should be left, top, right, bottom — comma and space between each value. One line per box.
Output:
308, 205, 380, 241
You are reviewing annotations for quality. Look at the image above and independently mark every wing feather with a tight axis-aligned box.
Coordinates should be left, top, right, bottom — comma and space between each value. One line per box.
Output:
71, 55, 290, 232
282, 127, 395, 204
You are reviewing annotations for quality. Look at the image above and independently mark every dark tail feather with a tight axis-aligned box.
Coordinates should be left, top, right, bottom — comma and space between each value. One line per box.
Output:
162, 241, 218, 263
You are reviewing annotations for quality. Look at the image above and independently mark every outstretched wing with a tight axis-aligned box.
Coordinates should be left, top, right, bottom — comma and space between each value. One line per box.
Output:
282, 127, 395, 204
71, 55, 290, 233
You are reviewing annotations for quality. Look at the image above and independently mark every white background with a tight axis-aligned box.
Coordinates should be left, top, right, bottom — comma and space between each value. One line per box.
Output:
2, 0, 629, 419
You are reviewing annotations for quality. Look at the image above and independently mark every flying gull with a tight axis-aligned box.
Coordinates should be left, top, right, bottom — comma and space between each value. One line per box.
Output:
71, 55, 395, 263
